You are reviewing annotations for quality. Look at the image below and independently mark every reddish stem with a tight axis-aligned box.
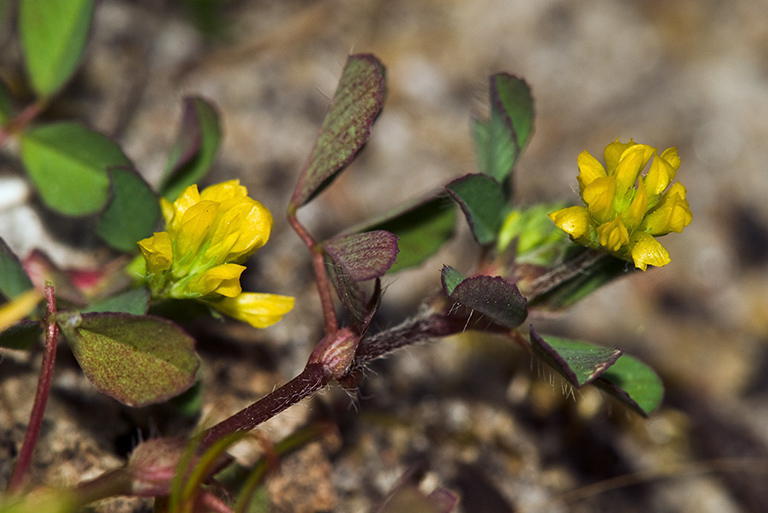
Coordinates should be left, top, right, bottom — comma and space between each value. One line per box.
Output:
199, 363, 328, 449
0, 100, 46, 148
8, 284, 58, 492
286, 209, 338, 335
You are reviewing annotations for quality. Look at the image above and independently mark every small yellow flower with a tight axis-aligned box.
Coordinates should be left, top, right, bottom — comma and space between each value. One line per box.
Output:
548, 139, 692, 271
137, 180, 293, 328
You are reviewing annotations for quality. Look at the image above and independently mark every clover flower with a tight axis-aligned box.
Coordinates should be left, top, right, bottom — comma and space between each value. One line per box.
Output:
548, 139, 692, 271
137, 180, 294, 328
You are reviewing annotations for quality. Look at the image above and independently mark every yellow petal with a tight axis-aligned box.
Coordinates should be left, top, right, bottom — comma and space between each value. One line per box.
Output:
614, 144, 653, 196
641, 182, 692, 235
582, 176, 616, 223
577, 151, 607, 191
622, 181, 649, 231
603, 138, 636, 172
644, 150, 675, 199
630, 232, 670, 271
660, 147, 680, 174
160, 197, 175, 225
549, 206, 591, 240
0, 289, 44, 333
200, 179, 248, 203
175, 201, 219, 257
186, 263, 245, 297
206, 197, 273, 263
596, 216, 629, 252
138, 232, 174, 274
210, 292, 295, 328
167, 185, 201, 233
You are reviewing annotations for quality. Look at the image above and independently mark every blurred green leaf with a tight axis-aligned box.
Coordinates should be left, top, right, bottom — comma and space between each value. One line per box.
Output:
358, 193, 456, 273
58, 311, 200, 407
290, 54, 386, 208
0, 78, 12, 124
493, 73, 534, 151
441, 265, 527, 329
19, 0, 94, 98
446, 173, 507, 245
80, 287, 150, 315
595, 354, 664, 416
23, 249, 87, 307
497, 202, 567, 265
96, 166, 161, 252
20, 122, 132, 216
473, 73, 533, 184
160, 96, 221, 200
530, 328, 622, 388
0, 320, 42, 350
0, 238, 33, 299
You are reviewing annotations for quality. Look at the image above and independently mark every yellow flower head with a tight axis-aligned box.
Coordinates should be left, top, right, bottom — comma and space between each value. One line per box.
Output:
548, 139, 692, 271
137, 180, 293, 327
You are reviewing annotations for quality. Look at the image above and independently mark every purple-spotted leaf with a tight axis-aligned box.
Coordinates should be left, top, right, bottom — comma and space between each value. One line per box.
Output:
57, 312, 200, 407
473, 74, 534, 183
325, 255, 367, 326
324, 253, 382, 330
323, 230, 399, 281
353, 192, 456, 273
0, 238, 33, 299
160, 96, 221, 200
440, 266, 527, 329
20, 122, 132, 216
594, 354, 664, 416
290, 54, 386, 208
529, 327, 622, 388
446, 173, 507, 245
96, 166, 161, 252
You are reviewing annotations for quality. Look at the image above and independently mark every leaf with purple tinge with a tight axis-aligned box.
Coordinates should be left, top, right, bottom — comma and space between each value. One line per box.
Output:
441, 266, 527, 329
323, 230, 394, 329
57, 312, 200, 407
323, 230, 399, 281
160, 96, 221, 200
290, 54, 386, 208
353, 192, 456, 273
446, 173, 507, 245
529, 327, 622, 388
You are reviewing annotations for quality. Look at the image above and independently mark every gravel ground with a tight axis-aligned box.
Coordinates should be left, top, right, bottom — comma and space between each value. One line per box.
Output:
2, 1, 768, 512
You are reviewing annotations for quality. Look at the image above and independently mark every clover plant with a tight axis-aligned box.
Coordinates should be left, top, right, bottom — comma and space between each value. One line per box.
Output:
0, 1, 691, 511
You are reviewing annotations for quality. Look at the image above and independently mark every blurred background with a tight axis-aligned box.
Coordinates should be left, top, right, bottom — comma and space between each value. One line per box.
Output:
1, 1, 767, 511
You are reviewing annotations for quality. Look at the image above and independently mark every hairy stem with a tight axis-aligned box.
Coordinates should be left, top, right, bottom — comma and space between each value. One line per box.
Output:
199, 363, 328, 449
8, 284, 58, 492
